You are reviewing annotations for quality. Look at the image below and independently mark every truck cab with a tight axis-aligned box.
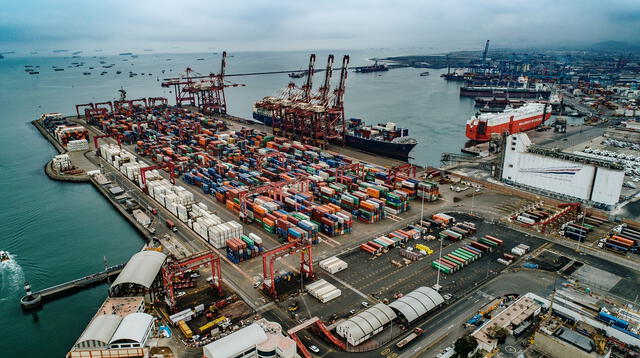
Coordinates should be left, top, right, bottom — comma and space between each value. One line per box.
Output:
166, 219, 177, 232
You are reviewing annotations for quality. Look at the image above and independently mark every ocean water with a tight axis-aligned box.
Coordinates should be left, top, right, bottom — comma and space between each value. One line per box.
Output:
0, 49, 475, 357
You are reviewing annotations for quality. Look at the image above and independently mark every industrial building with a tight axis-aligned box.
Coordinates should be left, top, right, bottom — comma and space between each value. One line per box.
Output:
202, 319, 299, 358
68, 297, 154, 357
472, 295, 542, 352
109, 250, 167, 297
335, 287, 446, 346
501, 133, 624, 208
336, 303, 397, 346
388, 286, 445, 323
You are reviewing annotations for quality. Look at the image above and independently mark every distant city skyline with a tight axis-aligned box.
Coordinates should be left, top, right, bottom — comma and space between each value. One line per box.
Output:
1, 0, 639, 54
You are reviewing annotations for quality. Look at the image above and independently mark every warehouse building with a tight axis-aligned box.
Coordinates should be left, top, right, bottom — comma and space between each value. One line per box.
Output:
389, 286, 445, 323
203, 319, 299, 358
109, 250, 167, 297
335, 303, 397, 346
472, 295, 542, 352
501, 133, 624, 209
68, 297, 153, 358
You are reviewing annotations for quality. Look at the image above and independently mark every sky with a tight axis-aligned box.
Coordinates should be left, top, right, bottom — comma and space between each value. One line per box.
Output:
1, 0, 639, 54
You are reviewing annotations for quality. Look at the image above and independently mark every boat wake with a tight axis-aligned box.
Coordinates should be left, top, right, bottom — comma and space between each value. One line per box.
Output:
0, 252, 25, 301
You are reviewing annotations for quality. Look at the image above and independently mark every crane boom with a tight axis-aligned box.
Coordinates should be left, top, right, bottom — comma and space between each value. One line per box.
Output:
318, 55, 334, 105
482, 40, 490, 62
333, 55, 349, 109
302, 54, 316, 101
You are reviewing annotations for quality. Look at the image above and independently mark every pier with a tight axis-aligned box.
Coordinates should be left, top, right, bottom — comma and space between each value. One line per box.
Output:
20, 264, 125, 310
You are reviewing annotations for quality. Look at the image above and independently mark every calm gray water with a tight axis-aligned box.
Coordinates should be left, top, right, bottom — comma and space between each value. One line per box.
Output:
0, 49, 475, 357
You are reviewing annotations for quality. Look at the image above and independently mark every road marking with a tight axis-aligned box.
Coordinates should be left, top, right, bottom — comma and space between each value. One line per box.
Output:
327, 274, 370, 300
321, 238, 336, 248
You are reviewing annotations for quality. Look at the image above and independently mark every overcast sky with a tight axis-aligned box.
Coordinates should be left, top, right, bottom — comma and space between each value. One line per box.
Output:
1, 0, 639, 54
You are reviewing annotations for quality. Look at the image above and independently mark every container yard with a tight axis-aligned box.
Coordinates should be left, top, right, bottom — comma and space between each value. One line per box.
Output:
22, 45, 640, 358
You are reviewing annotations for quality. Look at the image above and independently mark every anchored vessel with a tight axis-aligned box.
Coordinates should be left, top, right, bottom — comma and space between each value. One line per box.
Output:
465, 103, 550, 142
252, 107, 416, 160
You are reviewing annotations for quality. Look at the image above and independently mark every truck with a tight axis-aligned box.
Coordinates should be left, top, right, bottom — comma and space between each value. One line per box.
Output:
166, 219, 178, 232
396, 328, 424, 349
464, 314, 483, 327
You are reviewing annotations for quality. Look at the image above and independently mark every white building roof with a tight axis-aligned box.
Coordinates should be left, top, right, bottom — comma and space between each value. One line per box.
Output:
203, 324, 268, 358
75, 314, 122, 348
109, 312, 154, 345
389, 286, 444, 322
110, 251, 166, 290
336, 303, 397, 343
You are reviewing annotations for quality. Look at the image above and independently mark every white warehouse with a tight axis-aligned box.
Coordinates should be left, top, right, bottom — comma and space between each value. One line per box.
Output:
501, 133, 624, 208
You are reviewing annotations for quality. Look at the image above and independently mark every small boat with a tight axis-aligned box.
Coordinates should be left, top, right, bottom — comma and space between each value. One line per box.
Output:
54, 68, 64, 71
0, 250, 10, 262
196, 58, 205, 61
83, 72, 91, 75
100, 71, 107, 75
28, 71, 39, 75
420, 72, 429, 76
289, 71, 305, 78
116, 70, 122, 74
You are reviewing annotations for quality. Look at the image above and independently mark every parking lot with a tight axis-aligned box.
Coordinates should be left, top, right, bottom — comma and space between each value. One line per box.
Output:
279, 213, 546, 348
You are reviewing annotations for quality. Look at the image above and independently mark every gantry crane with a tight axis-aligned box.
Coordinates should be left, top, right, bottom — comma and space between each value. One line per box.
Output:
238, 178, 310, 223
161, 67, 197, 106
161, 251, 223, 311
93, 133, 121, 153
386, 163, 417, 184
317, 55, 334, 107
139, 162, 176, 192
482, 40, 490, 63
95, 101, 114, 113
261, 242, 313, 298
76, 103, 95, 118
148, 97, 168, 107
301, 54, 316, 102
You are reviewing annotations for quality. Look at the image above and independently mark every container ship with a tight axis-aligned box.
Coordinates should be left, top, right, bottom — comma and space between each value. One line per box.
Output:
460, 81, 551, 99
465, 102, 550, 142
252, 107, 416, 160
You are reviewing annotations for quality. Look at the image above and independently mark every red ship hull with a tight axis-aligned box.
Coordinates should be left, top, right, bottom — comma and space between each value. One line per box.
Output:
465, 112, 551, 142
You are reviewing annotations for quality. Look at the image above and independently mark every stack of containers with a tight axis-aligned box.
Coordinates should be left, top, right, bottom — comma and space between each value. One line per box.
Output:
385, 190, 410, 215
66, 139, 89, 151
225, 234, 264, 263
417, 181, 439, 201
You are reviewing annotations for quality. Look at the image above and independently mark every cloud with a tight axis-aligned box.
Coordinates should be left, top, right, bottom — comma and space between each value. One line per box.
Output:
0, 0, 638, 53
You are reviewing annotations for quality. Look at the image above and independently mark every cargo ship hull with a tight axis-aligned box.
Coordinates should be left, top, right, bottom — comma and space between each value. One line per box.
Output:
465, 104, 551, 142
252, 112, 415, 160
460, 87, 551, 99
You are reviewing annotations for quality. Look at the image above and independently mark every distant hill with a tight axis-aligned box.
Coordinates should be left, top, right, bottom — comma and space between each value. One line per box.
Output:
590, 41, 640, 51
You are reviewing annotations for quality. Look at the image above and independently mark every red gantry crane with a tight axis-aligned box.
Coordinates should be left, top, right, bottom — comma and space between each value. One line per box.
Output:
161, 251, 223, 311
261, 242, 313, 299
139, 162, 176, 192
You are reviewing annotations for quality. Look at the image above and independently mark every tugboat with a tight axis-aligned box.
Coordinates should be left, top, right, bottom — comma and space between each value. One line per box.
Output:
0, 250, 10, 262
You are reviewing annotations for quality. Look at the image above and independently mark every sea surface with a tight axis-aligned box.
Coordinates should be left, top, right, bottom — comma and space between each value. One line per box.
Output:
0, 49, 475, 357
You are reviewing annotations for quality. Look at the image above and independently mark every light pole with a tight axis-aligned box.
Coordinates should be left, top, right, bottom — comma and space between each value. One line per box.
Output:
435, 237, 443, 291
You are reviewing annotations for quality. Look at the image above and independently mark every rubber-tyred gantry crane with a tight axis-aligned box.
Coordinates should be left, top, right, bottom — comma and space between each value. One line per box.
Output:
76, 103, 95, 118
261, 242, 313, 299
386, 163, 417, 184
139, 162, 176, 191
238, 178, 310, 223
93, 133, 121, 153
161, 251, 222, 311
